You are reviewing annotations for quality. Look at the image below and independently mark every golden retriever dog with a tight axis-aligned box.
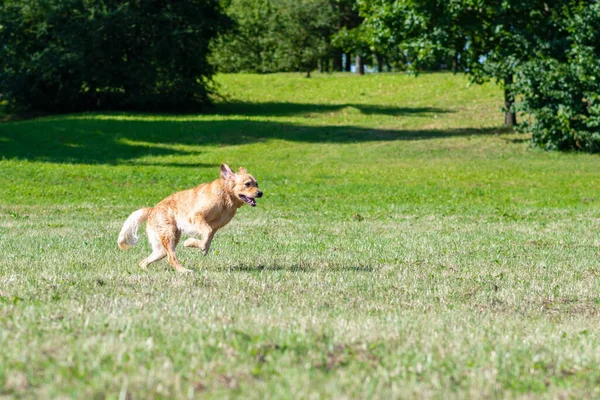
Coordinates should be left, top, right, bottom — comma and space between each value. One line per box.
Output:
117, 164, 262, 273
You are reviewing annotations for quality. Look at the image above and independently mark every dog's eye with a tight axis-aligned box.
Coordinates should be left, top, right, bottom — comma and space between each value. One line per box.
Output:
244, 182, 251, 187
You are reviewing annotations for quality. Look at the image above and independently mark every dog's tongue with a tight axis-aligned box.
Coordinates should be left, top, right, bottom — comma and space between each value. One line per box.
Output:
242, 196, 256, 207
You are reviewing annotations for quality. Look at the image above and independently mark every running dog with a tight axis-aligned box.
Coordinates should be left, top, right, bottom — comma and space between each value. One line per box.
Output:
117, 164, 263, 273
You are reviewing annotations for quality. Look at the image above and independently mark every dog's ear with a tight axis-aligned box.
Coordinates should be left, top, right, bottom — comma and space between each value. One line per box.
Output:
220, 164, 235, 180
238, 167, 248, 174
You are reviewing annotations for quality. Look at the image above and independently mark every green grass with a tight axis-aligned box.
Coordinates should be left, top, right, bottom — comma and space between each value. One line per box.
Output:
2, 72, 600, 398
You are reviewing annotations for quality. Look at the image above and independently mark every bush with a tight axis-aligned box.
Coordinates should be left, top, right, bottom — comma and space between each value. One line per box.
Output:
514, 2, 600, 152
0, 0, 230, 112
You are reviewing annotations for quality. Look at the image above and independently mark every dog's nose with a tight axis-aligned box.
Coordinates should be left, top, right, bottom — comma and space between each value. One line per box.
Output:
256, 190, 263, 198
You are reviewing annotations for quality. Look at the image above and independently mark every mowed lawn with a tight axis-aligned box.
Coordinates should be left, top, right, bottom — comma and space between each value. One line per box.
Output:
1, 72, 600, 398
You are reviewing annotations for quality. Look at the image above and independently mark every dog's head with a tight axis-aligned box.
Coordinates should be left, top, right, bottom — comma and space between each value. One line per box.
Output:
220, 164, 263, 207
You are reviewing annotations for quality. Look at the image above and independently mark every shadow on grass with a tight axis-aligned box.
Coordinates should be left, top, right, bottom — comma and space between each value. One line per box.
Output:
0, 101, 503, 165
222, 264, 374, 272
503, 136, 530, 144
211, 101, 450, 117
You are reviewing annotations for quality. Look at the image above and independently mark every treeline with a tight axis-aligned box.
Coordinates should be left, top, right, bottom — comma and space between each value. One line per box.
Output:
1, 0, 600, 151
210, 0, 454, 76
211, 0, 370, 76
0, 0, 230, 112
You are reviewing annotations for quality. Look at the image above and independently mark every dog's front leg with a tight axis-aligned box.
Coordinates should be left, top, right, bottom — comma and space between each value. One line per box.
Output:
183, 225, 215, 256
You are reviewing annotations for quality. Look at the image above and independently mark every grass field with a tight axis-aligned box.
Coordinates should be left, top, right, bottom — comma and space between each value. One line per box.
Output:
1, 72, 600, 398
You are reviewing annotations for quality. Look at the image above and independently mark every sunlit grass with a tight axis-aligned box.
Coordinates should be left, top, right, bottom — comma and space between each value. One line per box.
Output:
1, 72, 600, 398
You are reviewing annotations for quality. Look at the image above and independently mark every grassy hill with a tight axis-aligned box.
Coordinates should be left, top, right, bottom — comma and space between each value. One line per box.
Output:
1, 72, 600, 398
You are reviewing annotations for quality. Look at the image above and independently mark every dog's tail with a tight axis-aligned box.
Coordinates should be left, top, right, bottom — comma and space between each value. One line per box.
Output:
117, 208, 151, 250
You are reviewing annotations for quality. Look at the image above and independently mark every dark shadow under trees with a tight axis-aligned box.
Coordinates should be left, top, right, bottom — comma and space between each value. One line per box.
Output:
0, 101, 503, 165
212, 101, 450, 117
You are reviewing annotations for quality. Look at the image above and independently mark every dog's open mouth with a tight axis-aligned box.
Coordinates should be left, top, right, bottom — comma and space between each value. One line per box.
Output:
239, 194, 257, 207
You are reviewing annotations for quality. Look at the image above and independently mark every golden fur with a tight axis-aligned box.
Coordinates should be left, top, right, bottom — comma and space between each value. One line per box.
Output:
117, 164, 262, 273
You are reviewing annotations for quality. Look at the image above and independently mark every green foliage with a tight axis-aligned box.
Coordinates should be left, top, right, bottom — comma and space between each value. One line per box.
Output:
209, 0, 281, 73
0, 0, 230, 112
330, 1, 370, 60
356, 0, 566, 79
514, 2, 600, 152
331, 26, 369, 57
356, 0, 450, 69
273, 0, 337, 75
212, 0, 337, 75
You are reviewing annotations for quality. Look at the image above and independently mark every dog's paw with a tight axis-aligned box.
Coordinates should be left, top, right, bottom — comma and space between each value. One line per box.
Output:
184, 238, 200, 248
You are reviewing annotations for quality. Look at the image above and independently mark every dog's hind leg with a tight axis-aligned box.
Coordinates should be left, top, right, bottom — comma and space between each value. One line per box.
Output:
161, 230, 192, 274
139, 228, 167, 270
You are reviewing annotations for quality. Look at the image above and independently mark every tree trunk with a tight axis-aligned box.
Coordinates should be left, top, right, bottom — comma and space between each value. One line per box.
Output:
333, 49, 343, 71
376, 54, 384, 72
318, 60, 323, 73
356, 54, 365, 75
344, 53, 351, 72
306, 70, 311, 78
504, 74, 516, 127
452, 53, 458, 73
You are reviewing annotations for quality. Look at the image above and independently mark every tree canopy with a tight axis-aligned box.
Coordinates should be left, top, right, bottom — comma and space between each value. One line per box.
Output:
211, 0, 337, 76
0, 0, 230, 112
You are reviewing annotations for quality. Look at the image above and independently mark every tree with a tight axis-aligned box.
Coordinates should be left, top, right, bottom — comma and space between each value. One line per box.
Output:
357, 0, 570, 127
0, 0, 230, 112
330, 0, 363, 71
513, 1, 600, 152
211, 0, 337, 77
332, 25, 370, 75
271, 0, 338, 77
210, 0, 281, 73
